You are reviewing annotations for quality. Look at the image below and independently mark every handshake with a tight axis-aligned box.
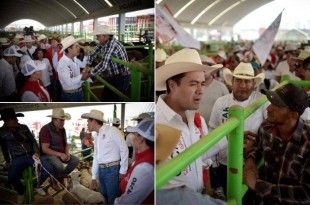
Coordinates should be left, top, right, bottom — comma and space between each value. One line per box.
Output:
81, 66, 91, 80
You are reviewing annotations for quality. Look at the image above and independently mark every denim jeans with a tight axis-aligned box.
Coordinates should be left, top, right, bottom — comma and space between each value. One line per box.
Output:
8, 155, 54, 195
61, 90, 83, 102
101, 75, 130, 102
41, 155, 79, 181
98, 165, 120, 204
156, 186, 227, 205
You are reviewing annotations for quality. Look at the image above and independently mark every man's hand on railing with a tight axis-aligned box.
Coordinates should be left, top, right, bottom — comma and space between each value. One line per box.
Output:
81, 67, 91, 81
244, 131, 256, 156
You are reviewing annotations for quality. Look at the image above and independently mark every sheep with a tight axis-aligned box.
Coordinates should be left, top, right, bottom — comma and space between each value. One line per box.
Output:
70, 171, 106, 204
80, 168, 92, 188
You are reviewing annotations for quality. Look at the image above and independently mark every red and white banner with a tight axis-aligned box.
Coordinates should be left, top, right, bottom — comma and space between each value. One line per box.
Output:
253, 12, 283, 65
156, 6, 200, 49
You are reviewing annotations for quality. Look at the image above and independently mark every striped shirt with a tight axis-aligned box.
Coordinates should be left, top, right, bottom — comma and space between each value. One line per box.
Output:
87, 37, 129, 77
246, 119, 310, 204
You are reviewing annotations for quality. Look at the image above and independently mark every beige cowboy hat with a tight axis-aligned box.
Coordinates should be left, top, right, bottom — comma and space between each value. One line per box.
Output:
37, 34, 47, 42
156, 48, 223, 91
20, 35, 34, 43
90, 26, 115, 36
81, 110, 105, 122
291, 50, 310, 61
15, 33, 24, 39
155, 48, 167, 62
0, 38, 11, 46
60, 35, 82, 53
156, 124, 181, 165
223, 62, 265, 86
47, 108, 71, 120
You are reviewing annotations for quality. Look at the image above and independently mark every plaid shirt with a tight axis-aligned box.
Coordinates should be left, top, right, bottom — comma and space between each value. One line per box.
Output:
246, 119, 310, 204
87, 37, 129, 77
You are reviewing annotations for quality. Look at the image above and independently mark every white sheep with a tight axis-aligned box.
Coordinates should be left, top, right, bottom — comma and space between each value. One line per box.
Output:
70, 171, 106, 204
80, 168, 92, 188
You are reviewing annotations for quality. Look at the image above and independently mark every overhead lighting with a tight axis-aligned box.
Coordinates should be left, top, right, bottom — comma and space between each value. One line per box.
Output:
156, 0, 163, 4
174, 0, 195, 18
208, 1, 242, 26
191, 0, 221, 25
73, 0, 89, 14
104, 0, 113, 7
55, 0, 77, 18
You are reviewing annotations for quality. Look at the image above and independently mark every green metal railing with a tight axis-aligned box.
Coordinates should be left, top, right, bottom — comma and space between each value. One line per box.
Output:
83, 44, 154, 102
156, 78, 310, 205
0, 165, 34, 204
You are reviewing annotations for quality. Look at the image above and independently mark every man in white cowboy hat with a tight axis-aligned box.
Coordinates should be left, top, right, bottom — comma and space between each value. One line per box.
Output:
36, 34, 51, 49
0, 45, 22, 101
156, 48, 223, 197
274, 43, 300, 82
207, 62, 268, 197
87, 25, 130, 102
81, 109, 128, 204
57, 35, 90, 102
20, 35, 37, 59
39, 108, 79, 190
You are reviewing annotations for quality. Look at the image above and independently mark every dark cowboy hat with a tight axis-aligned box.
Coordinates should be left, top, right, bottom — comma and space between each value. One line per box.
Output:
0, 108, 24, 121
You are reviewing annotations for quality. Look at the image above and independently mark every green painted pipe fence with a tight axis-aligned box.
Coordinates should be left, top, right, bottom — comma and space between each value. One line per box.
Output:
83, 43, 154, 102
156, 78, 310, 205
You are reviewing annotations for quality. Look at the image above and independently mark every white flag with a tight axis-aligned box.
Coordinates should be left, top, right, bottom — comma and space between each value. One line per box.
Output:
253, 12, 283, 65
156, 6, 200, 49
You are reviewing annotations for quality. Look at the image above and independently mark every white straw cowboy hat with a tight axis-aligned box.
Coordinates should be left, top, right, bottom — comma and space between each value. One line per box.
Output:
20, 35, 34, 43
292, 50, 310, 61
81, 110, 105, 122
15, 33, 24, 39
223, 62, 265, 86
156, 124, 181, 165
47, 108, 71, 120
37, 34, 47, 42
156, 48, 223, 91
60, 35, 82, 53
155, 48, 167, 62
90, 26, 115, 36
0, 38, 11, 46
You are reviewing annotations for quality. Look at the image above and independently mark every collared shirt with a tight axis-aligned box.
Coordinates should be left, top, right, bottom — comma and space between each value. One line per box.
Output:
21, 45, 37, 58
57, 54, 87, 90
87, 37, 129, 77
156, 95, 211, 192
209, 91, 269, 166
247, 119, 310, 204
0, 58, 16, 98
92, 125, 128, 179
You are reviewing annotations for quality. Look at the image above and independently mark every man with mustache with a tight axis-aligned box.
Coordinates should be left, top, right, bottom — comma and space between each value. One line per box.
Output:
243, 83, 310, 204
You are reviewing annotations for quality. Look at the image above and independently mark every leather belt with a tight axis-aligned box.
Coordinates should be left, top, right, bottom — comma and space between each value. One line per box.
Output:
63, 87, 82, 94
99, 160, 120, 168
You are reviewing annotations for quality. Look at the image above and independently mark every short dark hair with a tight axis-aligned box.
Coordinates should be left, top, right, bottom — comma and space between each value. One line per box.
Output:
303, 56, 310, 70
166, 73, 186, 94
64, 44, 75, 54
89, 118, 103, 125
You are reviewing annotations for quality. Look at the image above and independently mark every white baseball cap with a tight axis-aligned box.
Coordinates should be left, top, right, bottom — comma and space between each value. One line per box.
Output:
21, 60, 46, 76
3, 45, 22, 57
127, 118, 154, 142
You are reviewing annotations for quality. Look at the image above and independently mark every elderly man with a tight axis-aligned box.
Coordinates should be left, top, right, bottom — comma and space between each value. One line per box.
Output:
156, 48, 225, 203
208, 62, 268, 198
0, 108, 53, 203
57, 35, 90, 102
0, 45, 22, 101
81, 110, 128, 204
243, 83, 310, 204
87, 26, 130, 102
39, 108, 79, 190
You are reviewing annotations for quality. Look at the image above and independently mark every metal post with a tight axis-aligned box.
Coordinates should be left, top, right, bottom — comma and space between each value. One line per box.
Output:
23, 166, 34, 203
84, 81, 90, 102
227, 105, 244, 205
147, 43, 154, 100
130, 65, 141, 101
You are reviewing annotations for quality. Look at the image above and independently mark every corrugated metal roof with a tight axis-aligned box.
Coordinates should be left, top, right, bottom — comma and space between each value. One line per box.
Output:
158, 0, 273, 27
0, 0, 154, 28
